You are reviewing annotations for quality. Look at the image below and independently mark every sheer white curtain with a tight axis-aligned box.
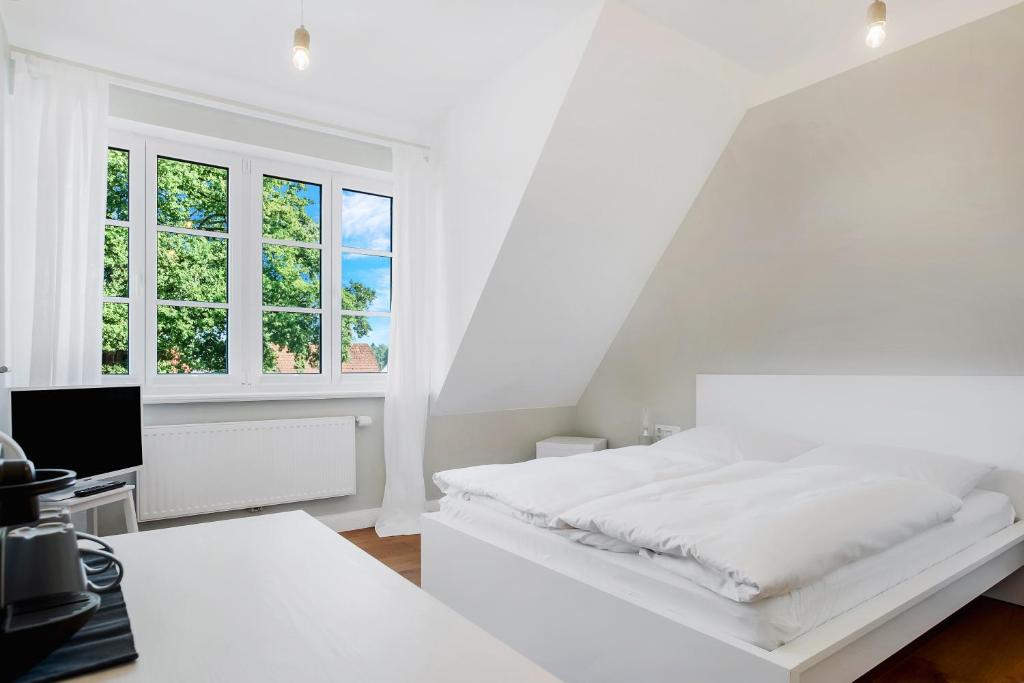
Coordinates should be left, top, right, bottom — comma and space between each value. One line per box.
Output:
375, 145, 436, 537
6, 56, 107, 388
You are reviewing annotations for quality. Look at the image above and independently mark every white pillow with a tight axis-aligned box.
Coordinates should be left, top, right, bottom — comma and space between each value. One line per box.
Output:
651, 425, 818, 463
789, 444, 994, 499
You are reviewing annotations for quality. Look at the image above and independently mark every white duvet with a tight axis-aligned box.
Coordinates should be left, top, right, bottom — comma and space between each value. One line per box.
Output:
555, 461, 963, 602
433, 446, 723, 530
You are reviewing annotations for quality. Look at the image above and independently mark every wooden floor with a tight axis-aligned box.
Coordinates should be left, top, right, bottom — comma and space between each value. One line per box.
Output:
340, 528, 1024, 682
341, 528, 422, 586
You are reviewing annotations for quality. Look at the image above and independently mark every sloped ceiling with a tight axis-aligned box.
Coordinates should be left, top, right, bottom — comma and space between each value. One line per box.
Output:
431, 6, 604, 391
432, 0, 1024, 415
432, 0, 749, 414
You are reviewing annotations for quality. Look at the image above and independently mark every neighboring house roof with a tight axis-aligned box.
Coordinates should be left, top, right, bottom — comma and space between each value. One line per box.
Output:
270, 344, 319, 374
342, 343, 380, 373
266, 342, 380, 373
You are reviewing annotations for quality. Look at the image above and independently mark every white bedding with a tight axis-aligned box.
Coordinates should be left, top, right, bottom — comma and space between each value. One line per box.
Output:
437, 490, 1014, 649
554, 461, 964, 602
432, 445, 724, 529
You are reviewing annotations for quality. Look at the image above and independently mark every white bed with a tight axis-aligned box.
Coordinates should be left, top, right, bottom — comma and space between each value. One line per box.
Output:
422, 375, 1024, 683
438, 489, 1013, 650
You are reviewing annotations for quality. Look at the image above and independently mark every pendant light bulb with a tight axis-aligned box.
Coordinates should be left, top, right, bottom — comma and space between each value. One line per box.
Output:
293, 25, 310, 70
866, 0, 887, 48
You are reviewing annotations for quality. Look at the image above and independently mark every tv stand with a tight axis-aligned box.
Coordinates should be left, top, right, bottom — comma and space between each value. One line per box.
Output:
42, 483, 138, 534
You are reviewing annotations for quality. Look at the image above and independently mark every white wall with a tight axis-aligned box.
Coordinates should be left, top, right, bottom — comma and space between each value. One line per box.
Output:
0, 9, 11, 426
577, 3, 1024, 447
434, 0, 750, 415
424, 406, 578, 497
433, 3, 602, 394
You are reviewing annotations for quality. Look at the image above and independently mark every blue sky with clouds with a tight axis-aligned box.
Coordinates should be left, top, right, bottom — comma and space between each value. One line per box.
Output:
342, 190, 392, 251
341, 188, 392, 348
273, 183, 392, 349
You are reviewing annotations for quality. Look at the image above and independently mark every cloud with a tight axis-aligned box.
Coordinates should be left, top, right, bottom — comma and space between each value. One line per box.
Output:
342, 190, 391, 251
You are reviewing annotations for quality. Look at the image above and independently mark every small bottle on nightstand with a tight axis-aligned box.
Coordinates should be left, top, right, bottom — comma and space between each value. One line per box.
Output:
638, 408, 654, 445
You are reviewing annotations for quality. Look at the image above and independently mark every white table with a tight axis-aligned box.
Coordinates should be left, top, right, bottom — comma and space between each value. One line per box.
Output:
42, 484, 138, 534
73, 511, 561, 682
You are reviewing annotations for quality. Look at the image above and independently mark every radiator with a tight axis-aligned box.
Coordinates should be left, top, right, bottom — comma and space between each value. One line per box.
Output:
138, 417, 356, 522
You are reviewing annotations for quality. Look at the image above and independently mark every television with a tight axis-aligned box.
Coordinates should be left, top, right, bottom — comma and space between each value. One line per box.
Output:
10, 385, 143, 481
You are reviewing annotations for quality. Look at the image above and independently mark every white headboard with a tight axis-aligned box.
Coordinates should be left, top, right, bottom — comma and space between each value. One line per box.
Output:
697, 375, 1024, 504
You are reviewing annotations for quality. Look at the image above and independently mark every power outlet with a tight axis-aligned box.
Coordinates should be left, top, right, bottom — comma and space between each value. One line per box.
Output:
654, 424, 682, 441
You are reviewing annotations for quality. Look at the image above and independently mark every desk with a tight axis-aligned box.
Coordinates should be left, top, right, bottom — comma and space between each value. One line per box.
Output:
42, 485, 138, 534
73, 511, 561, 682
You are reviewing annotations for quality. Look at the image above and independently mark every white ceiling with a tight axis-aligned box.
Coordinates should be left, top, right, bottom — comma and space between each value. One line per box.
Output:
622, 0, 1024, 104
1, 0, 598, 143
3, 0, 1020, 141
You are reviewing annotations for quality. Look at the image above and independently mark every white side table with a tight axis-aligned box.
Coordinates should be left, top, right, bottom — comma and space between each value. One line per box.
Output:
41, 484, 139, 534
536, 436, 608, 458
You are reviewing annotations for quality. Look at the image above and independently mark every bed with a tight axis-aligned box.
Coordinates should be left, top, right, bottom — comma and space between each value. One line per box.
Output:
421, 375, 1024, 683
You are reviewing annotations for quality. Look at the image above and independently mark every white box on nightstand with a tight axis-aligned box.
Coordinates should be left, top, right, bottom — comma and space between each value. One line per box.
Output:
536, 436, 608, 459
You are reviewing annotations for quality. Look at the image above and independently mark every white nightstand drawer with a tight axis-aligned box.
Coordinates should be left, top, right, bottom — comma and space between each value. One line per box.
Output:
536, 436, 607, 458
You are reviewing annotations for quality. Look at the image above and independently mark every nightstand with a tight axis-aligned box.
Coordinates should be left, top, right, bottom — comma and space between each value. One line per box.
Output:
536, 436, 608, 459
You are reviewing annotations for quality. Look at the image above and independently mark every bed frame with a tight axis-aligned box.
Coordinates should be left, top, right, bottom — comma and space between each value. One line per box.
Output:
422, 375, 1024, 682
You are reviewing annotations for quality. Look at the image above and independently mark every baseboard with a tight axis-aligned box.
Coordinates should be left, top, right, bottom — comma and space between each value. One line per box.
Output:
318, 507, 382, 532
317, 498, 441, 533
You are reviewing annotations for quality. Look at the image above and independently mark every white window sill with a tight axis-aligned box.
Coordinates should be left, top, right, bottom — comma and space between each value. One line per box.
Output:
143, 389, 385, 404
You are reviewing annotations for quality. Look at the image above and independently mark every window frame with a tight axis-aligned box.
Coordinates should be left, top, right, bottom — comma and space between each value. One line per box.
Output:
101, 131, 145, 384
145, 139, 242, 390
334, 176, 394, 387
101, 124, 394, 401
251, 160, 333, 388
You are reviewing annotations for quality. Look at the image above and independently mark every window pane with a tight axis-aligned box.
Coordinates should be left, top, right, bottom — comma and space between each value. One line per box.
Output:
103, 225, 129, 298
341, 189, 391, 251
341, 253, 390, 312
157, 305, 227, 374
102, 303, 129, 375
157, 157, 228, 232
263, 176, 321, 243
341, 315, 389, 374
263, 312, 321, 374
107, 148, 129, 221
157, 232, 228, 303
262, 244, 320, 308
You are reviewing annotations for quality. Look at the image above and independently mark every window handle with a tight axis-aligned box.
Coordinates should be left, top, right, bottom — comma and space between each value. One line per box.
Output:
0, 365, 8, 374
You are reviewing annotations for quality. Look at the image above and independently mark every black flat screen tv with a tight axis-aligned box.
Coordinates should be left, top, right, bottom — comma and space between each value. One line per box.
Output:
10, 386, 143, 480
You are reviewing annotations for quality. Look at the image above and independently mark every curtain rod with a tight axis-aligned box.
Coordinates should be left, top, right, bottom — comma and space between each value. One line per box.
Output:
10, 46, 432, 152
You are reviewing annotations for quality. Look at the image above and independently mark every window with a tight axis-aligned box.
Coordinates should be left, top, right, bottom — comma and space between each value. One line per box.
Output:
340, 189, 392, 374
102, 147, 131, 374
154, 156, 230, 374
100, 131, 393, 397
261, 175, 323, 374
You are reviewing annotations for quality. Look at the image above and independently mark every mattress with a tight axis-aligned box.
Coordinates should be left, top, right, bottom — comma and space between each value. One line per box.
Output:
437, 489, 1014, 650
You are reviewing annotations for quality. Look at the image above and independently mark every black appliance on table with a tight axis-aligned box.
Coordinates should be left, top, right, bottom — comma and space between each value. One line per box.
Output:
0, 429, 127, 680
